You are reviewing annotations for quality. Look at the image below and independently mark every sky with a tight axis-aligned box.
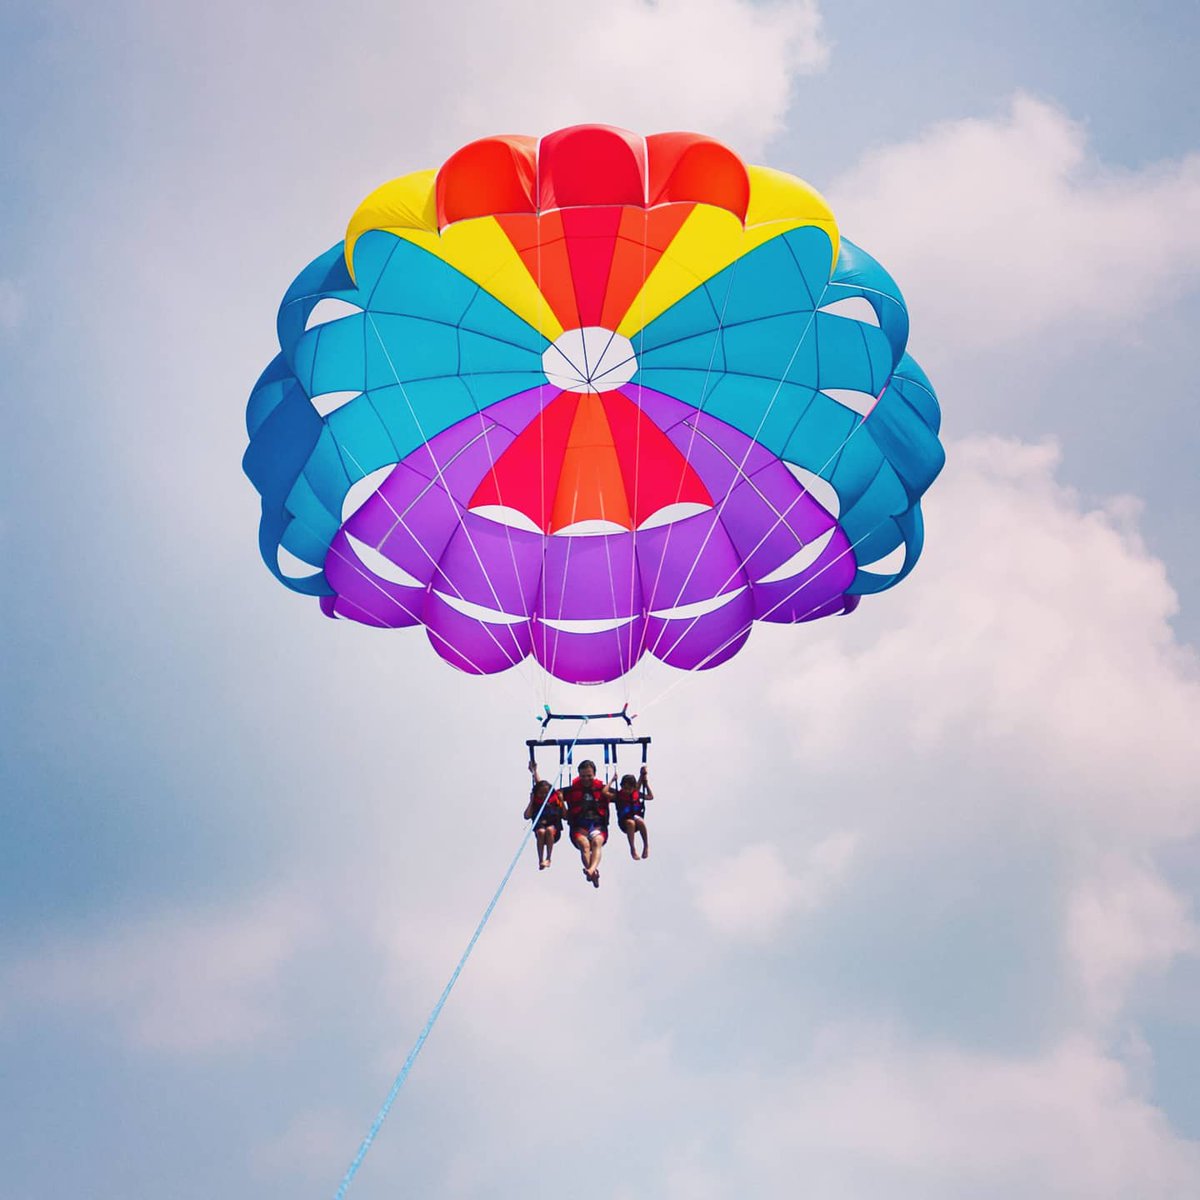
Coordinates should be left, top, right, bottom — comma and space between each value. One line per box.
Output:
2, 2, 1199, 1197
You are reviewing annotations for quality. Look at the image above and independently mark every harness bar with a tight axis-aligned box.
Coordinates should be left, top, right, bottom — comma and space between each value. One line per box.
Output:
527, 736, 651, 767
538, 703, 634, 730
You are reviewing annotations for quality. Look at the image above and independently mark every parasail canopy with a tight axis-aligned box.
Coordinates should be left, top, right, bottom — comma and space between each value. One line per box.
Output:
244, 125, 944, 684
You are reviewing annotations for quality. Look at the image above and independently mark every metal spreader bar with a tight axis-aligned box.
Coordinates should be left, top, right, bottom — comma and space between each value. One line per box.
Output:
526, 736, 651, 769
538, 703, 634, 731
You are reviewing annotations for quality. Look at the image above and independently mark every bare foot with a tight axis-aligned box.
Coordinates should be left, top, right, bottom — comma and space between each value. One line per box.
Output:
641, 844, 649, 859
592, 870, 600, 888
630, 847, 640, 860
539, 860, 548, 870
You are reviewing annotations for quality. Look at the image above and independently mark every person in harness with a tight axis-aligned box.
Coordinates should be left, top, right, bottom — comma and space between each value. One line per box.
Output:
562, 759, 614, 888
616, 765, 653, 860
525, 760, 565, 870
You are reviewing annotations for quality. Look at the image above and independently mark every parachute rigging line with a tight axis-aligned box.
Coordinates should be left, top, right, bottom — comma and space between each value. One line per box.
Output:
331, 719, 588, 1200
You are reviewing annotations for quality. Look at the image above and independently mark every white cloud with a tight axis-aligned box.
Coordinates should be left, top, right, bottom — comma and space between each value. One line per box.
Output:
447, 0, 828, 157
1067, 855, 1199, 1030
126, 0, 827, 194
694, 833, 857, 938
768, 435, 1200, 851
733, 1029, 1200, 1199
830, 93, 1200, 350
2, 889, 320, 1053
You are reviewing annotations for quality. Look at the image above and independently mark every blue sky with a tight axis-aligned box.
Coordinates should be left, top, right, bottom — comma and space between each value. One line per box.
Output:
3, 3, 1199, 1197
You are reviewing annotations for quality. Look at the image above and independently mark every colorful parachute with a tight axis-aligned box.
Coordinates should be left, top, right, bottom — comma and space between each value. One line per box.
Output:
244, 125, 944, 684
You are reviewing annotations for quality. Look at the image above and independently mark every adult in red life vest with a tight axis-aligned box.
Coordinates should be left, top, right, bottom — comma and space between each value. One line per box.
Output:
525, 760, 565, 870
616, 766, 654, 860
562, 760, 614, 888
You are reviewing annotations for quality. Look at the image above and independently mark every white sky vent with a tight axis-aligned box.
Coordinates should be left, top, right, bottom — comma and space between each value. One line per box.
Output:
650, 588, 746, 621
637, 502, 712, 530
432, 591, 528, 625
470, 504, 544, 533
310, 390, 360, 417
341, 465, 396, 522
756, 528, 836, 584
553, 518, 629, 537
276, 543, 321, 581
540, 615, 637, 633
543, 326, 637, 393
783, 463, 841, 518
819, 295, 881, 326
305, 298, 363, 330
824, 388, 879, 417
858, 542, 906, 575
346, 535, 424, 589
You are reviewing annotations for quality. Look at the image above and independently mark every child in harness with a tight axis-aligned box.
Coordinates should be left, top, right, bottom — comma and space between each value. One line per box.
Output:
616, 765, 653, 860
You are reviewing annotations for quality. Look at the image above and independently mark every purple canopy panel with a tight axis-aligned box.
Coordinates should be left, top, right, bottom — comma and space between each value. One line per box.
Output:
664, 411, 781, 500
342, 470, 461, 586
321, 590, 396, 628
719, 462, 837, 583
532, 616, 647, 684
797, 593, 858, 622
323, 529, 425, 627
343, 465, 409, 544
750, 525, 856, 622
400, 386, 556, 492
635, 511, 747, 612
430, 513, 543, 617
423, 592, 532, 675
538, 532, 642, 623
621, 383, 696, 433
481, 383, 563, 434
644, 588, 755, 671
397, 410, 490, 484
435, 425, 521, 504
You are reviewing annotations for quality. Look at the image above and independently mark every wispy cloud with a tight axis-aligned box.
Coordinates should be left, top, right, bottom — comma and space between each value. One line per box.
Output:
694, 833, 858, 938
2, 889, 322, 1053
732, 1028, 1200, 1198
446, 0, 829, 156
830, 94, 1200, 349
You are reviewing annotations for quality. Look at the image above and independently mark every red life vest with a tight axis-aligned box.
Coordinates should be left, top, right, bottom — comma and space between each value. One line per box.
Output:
564, 777, 609, 826
529, 787, 564, 822
616, 788, 644, 819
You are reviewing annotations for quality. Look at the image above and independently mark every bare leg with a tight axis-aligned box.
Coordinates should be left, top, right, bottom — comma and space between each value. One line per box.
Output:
636, 817, 648, 859
623, 819, 639, 859
590, 832, 604, 880
574, 831, 592, 877
536, 828, 548, 868
546, 828, 557, 864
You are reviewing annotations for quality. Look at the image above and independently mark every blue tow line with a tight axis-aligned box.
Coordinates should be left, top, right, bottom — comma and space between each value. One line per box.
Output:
332, 726, 583, 1199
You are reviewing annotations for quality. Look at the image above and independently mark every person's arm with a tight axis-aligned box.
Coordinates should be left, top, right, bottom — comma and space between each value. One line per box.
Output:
639, 766, 654, 802
529, 758, 542, 786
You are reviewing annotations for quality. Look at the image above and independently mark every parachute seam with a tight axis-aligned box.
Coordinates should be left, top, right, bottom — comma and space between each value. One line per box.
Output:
654, 271, 827, 640
646, 234, 910, 666
362, 311, 535, 676
633, 259, 740, 670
